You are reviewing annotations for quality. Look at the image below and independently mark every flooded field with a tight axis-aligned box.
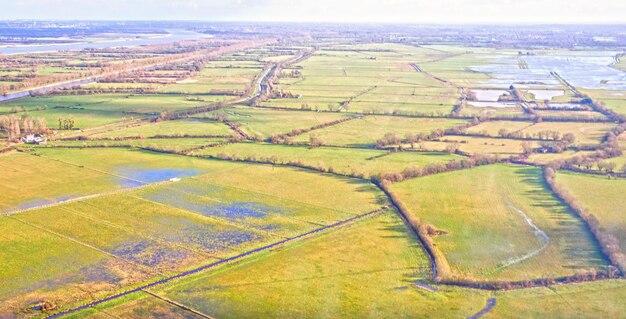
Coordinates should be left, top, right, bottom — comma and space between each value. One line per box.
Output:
115, 166, 201, 188
472, 52, 626, 91
2, 21, 626, 318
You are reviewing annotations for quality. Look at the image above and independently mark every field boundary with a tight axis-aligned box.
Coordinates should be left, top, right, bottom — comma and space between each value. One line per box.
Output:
141, 289, 215, 319
45, 205, 390, 318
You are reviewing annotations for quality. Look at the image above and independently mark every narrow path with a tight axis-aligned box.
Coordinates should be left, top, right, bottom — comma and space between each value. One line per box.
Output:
409, 63, 458, 88
45, 206, 389, 319
466, 298, 497, 319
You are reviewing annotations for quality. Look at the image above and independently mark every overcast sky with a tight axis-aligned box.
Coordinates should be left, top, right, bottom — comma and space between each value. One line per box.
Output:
2, 0, 625, 24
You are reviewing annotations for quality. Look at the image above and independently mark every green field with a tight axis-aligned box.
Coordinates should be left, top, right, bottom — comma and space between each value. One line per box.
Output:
556, 171, 626, 253
525, 150, 596, 165
71, 211, 491, 319
207, 106, 352, 139
0, 148, 388, 315
196, 142, 462, 178
2, 39, 625, 319
158, 62, 262, 94
0, 216, 151, 318
580, 88, 626, 117
290, 116, 467, 147
88, 119, 234, 139
466, 121, 534, 136
0, 152, 117, 212
487, 280, 626, 318
0, 94, 217, 114
438, 135, 540, 156
262, 45, 459, 115
0, 94, 226, 130
62, 205, 626, 319
391, 164, 607, 281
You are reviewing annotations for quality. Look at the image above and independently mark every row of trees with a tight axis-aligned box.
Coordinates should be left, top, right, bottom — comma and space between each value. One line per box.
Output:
375, 153, 501, 184
544, 167, 625, 274
375, 119, 484, 150
547, 124, 625, 174
582, 95, 626, 123
378, 180, 449, 281
57, 117, 76, 130
0, 115, 47, 140
375, 129, 446, 149
495, 128, 570, 141
209, 152, 358, 177
268, 116, 358, 144
536, 133, 576, 153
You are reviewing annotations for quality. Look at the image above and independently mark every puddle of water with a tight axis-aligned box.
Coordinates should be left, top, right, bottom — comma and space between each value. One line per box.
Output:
115, 165, 201, 188
143, 188, 282, 221
497, 201, 550, 269
21, 258, 125, 299
111, 239, 190, 268
158, 217, 261, 253
528, 89, 564, 101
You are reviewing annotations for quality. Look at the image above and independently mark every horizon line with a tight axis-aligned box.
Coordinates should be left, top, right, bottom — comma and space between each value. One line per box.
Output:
1, 19, 626, 26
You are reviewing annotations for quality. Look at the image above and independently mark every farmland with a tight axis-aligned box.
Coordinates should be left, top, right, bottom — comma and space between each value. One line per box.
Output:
290, 116, 467, 147
196, 142, 462, 178
555, 172, 626, 255
0, 21, 625, 319
390, 164, 608, 281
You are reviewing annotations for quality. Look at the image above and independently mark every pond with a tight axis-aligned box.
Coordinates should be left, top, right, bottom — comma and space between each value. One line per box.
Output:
471, 89, 508, 102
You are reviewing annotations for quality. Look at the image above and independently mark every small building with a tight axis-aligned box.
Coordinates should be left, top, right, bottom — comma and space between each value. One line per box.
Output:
21, 134, 46, 144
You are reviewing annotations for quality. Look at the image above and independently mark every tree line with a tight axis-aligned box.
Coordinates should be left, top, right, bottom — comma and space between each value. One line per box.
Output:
545, 123, 625, 174
0, 115, 47, 140
543, 167, 625, 275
